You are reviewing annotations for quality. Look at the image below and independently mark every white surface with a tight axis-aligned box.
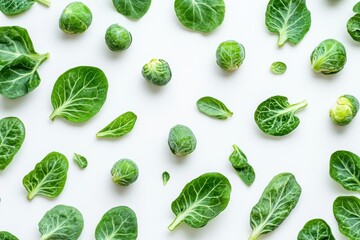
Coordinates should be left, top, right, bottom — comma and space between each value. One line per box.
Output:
0, 0, 360, 239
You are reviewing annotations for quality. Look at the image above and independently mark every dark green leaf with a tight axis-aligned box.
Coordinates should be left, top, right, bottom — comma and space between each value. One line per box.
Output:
112, 0, 151, 19
229, 144, 255, 186
0, 231, 18, 240
347, 14, 360, 42
0, 0, 49, 16
96, 112, 137, 138
197, 96, 233, 120
297, 219, 335, 240
333, 196, 360, 240
162, 171, 170, 186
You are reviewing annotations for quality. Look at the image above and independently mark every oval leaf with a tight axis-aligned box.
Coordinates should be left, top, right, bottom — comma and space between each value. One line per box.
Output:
112, 0, 151, 19
96, 111, 137, 138
333, 196, 360, 240
0, 0, 50, 15
0, 231, 18, 240
229, 144, 255, 186
162, 171, 170, 186
196, 96, 233, 120
297, 219, 335, 240
73, 153, 88, 169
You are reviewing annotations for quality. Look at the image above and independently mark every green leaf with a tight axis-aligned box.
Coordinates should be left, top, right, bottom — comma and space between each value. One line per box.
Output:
95, 206, 138, 240
265, 0, 311, 46
297, 219, 335, 240
353, 2, 360, 13
0, 0, 50, 16
96, 111, 137, 138
254, 96, 307, 136
168, 172, 231, 231
49, 66, 108, 123
229, 144, 255, 186
0, 231, 18, 240
162, 171, 170, 186
0, 117, 25, 171
73, 153, 88, 169
347, 14, 360, 42
174, 0, 225, 33
0, 26, 49, 99
330, 150, 360, 192
39, 205, 84, 240
22, 152, 69, 200
196, 96, 233, 120
112, 0, 151, 19
270, 61, 287, 75
333, 196, 360, 240
249, 173, 302, 240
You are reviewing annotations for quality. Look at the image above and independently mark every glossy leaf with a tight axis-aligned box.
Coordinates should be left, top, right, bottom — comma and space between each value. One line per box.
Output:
95, 206, 138, 240
50, 66, 108, 123
162, 171, 170, 186
0, 117, 25, 171
0, 231, 18, 240
0, 26, 49, 99
229, 144, 255, 186
0, 0, 50, 16
39, 205, 84, 240
174, 0, 225, 33
265, 0, 311, 46
254, 96, 307, 136
297, 219, 335, 240
270, 61, 287, 75
330, 150, 360, 191
112, 0, 151, 19
73, 153, 88, 169
249, 173, 301, 240
168, 172, 231, 231
197, 96, 233, 120
22, 152, 68, 200
96, 112, 137, 138
333, 196, 360, 240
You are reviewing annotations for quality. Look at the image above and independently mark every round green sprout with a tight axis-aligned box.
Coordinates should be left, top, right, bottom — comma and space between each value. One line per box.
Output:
142, 59, 172, 86
347, 14, 360, 42
111, 159, 139, 186
270, 61, 287, 75
216, 40, 245, 71
168, 124, 197, 156
329, 95, 359, 126
59, 2, 92, 34
105, 24, 132, 51
310, 39, 347, 75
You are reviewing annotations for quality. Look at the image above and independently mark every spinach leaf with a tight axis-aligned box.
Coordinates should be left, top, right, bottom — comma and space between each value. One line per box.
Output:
0, 231, 18, 240
174, 0, 225, 33
333, 196, 360, 240
0, 26, 49, 99
22, 151, 68, 200
162, 171, 170, 186
354, 2, 360, 13
0, 0, 49, 15
50, 66, 108, 123
249, 172, 301, 240
196, 96, 233, 120
39, 205, 84, 240
168, 172, 231, 231
0, 117, 25, 171
254, 96, 307, 136
73, 153, 88, 169
95, 206, 138, 240
330, 150, 360, 192
297, 219, 335, 240
229, 144, 255, 186
112, 0, 151, 19
265, 0, 311, 46
96, 111, 137, 138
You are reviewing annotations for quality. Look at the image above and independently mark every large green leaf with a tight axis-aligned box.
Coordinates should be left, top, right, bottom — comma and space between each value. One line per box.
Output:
168, 172, 231, 231
249, 173, 302, 240
0, 117, 25, 171
297, 219, 335, 240
49, 66, 108, 123
265, 0, 311, 46
0, 0, 50, 15
112, 0, 151, 19
333, 196, 360, 240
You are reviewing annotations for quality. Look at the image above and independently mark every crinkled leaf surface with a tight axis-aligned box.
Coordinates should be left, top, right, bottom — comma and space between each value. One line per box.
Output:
333, 196, 360, 240
0, 231, 18, 240
73, 153, 88, 169
297, 219, 335, 240
96, 111, 137, 138
265, 0, 311, 46
162, 171, 170, 186
112, 0, 151, 19
229, 144, 255, 186
196, 96, 233, 120
0, 0, 49, 15
0, 117, 25, 171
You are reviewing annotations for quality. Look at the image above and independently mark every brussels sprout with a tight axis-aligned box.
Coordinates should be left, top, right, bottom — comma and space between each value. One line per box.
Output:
347, 14, 360, 42
111, 159, 139, 186
310, 39, 346, 75
216, 40, 245, 71
142, 59, 172, 86
168, 124, 197, 156
105, 24, 132, 51
329, 95, 359, 126
59, 2, 92, 34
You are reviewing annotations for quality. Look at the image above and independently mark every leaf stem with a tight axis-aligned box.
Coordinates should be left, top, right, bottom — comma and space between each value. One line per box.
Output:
291, 100, 308, 112
168, 216, 183, 231
36, 0, 51, 7
49, 110, 59, 121
277, 30, 287, 47
27, 191, 36, 200
248, 230, 260, 240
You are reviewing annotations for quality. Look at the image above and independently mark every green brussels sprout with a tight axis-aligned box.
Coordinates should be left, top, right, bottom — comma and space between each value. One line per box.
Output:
310, 39, 347, 75
59, 2, 92, 34
111, 159, 139, 186
105, 24, 132, 51
216, 40, 245, 71
329, 95, 359, 126
168, 124, 197, 156
347, 14, 360, 42
142, 59, 172, 86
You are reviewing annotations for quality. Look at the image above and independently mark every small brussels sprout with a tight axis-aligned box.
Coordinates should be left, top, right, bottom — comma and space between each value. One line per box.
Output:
216, 40, 245, 71
111, 159, 139, 186
270, 61, 287, 75
347, 14, 360, 42
142, 59, 172, 86
105, 24, 132, 51
310, 39, 347, 75
329, 95, 359, 126
59, 2, 92, 34
168, 124, 197, 156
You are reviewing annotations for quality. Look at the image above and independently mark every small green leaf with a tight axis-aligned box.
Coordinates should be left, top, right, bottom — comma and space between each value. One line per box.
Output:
96, 112, 137, 138
353, 2, 360, 13
297, 219, 335, 240
112, 0, 151, 19
229, 144, 255, 186
270, 61, 287, 75
73, 153, 88, 169
162, 171, 170, 186
196, 96, 233, 120
333, 196, 360, 240
0, 231, 18, 240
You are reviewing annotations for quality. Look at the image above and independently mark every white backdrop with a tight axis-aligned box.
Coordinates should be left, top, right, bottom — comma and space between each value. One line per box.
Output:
0, 0, 359, 239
